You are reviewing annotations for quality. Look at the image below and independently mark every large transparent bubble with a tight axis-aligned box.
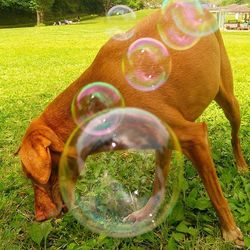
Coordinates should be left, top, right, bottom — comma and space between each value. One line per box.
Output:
60, 108, 183, 237
122, 38, 172, 92
158, 1, 200, 50
171, 0, 218, 37
71, 82, 125, 126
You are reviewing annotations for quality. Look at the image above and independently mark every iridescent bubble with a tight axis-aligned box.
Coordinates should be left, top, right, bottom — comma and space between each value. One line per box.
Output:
162, 0, 170, 8
171, 0, 219, 37
162, 0, 222, 9
60, 108, 183, 238
80, 109, 123, 137
122, 38, 172, 92
158, 1, 200, 50
71, 82, 125, 126
106, 5, 136, 41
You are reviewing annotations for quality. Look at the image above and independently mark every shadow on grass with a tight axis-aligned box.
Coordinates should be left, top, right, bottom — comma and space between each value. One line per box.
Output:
0, 14, 99, 29
0, 23, 35, 29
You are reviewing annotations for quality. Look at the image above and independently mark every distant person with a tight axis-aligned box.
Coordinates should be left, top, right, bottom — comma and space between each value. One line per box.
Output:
53, 21, 62, 25
73, 16, 80, 23
243, 20, 248, 29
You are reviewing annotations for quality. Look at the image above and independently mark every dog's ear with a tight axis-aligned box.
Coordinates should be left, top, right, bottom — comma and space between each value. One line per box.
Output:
19, 127, 64, 185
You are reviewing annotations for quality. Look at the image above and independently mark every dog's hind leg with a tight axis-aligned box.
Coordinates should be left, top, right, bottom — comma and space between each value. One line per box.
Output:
215, 30, 248, 172
215, 88, 248, 171
123, 118, 244, 246
181, 121, 244, 247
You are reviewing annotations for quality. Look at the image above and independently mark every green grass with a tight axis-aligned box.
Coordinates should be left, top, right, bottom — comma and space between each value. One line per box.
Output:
0, 10, 250, 249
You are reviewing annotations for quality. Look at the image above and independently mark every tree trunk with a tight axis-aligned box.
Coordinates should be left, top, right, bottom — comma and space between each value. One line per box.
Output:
103, 0, 112, 14
36, 10, 44, 26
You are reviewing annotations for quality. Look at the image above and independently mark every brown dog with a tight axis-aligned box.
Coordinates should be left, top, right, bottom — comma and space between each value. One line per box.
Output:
18, 10, 248, 246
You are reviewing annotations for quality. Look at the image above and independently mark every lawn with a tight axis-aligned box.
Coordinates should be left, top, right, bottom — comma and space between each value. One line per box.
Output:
0, 9, 249, 250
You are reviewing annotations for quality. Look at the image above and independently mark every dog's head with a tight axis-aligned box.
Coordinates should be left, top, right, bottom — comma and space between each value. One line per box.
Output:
18, 121, 65, 221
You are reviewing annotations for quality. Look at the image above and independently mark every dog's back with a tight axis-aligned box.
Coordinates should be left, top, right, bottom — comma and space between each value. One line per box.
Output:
41, 10, 225, 139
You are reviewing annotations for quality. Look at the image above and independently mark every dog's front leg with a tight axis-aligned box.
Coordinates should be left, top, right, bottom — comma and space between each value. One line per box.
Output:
123, 149, 172, 223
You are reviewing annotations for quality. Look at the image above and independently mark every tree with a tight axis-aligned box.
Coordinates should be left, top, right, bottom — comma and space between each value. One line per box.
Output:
142, 0, 161, 8
80, 0, 144, 14
0, 0, 55, 25
52, 0, 82, 15
0, 0, 31, 10
103, 0, 113, 13
29, 0, 55, 25
81, 0, 103, 14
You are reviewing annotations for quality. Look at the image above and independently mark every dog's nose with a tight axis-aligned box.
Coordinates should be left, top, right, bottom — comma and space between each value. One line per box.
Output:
35, 209, 48, 222
62, 204, 68, 213
35, 202, 62, 222
34, 184, 62, 221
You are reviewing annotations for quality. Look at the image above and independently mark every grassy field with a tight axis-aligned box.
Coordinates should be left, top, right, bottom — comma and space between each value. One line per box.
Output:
0, 9, 250, 249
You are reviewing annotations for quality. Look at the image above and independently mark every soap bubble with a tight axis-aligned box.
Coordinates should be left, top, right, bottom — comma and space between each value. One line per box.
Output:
158, 1, 200, 50
60, 108, 183, 237
106, 5, 136, 41
171, 0, 218, 37
71, 82, 125, 126
122, 38, 172, 92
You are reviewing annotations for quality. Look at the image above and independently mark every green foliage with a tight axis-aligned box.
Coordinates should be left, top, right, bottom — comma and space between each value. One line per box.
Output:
80, 0, 104, 14
0, 0, 145, 24
29, 0, 55, 12
28, 221, 52, 248
0, 0, 31, 10
52, 0, 82, 14
0, 0, 55, 12
0, 11, 249, 249
0, 0, 145, 16
221, 0, 249, 5
80, 0, 144, 14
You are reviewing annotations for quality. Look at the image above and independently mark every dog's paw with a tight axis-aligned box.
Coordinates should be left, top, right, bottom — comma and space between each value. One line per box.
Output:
236, 158, 249, 173
237, 165, 249, 174
123, 209, 151, 223
123, 196, 159, 223
222, 227, 245, 248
